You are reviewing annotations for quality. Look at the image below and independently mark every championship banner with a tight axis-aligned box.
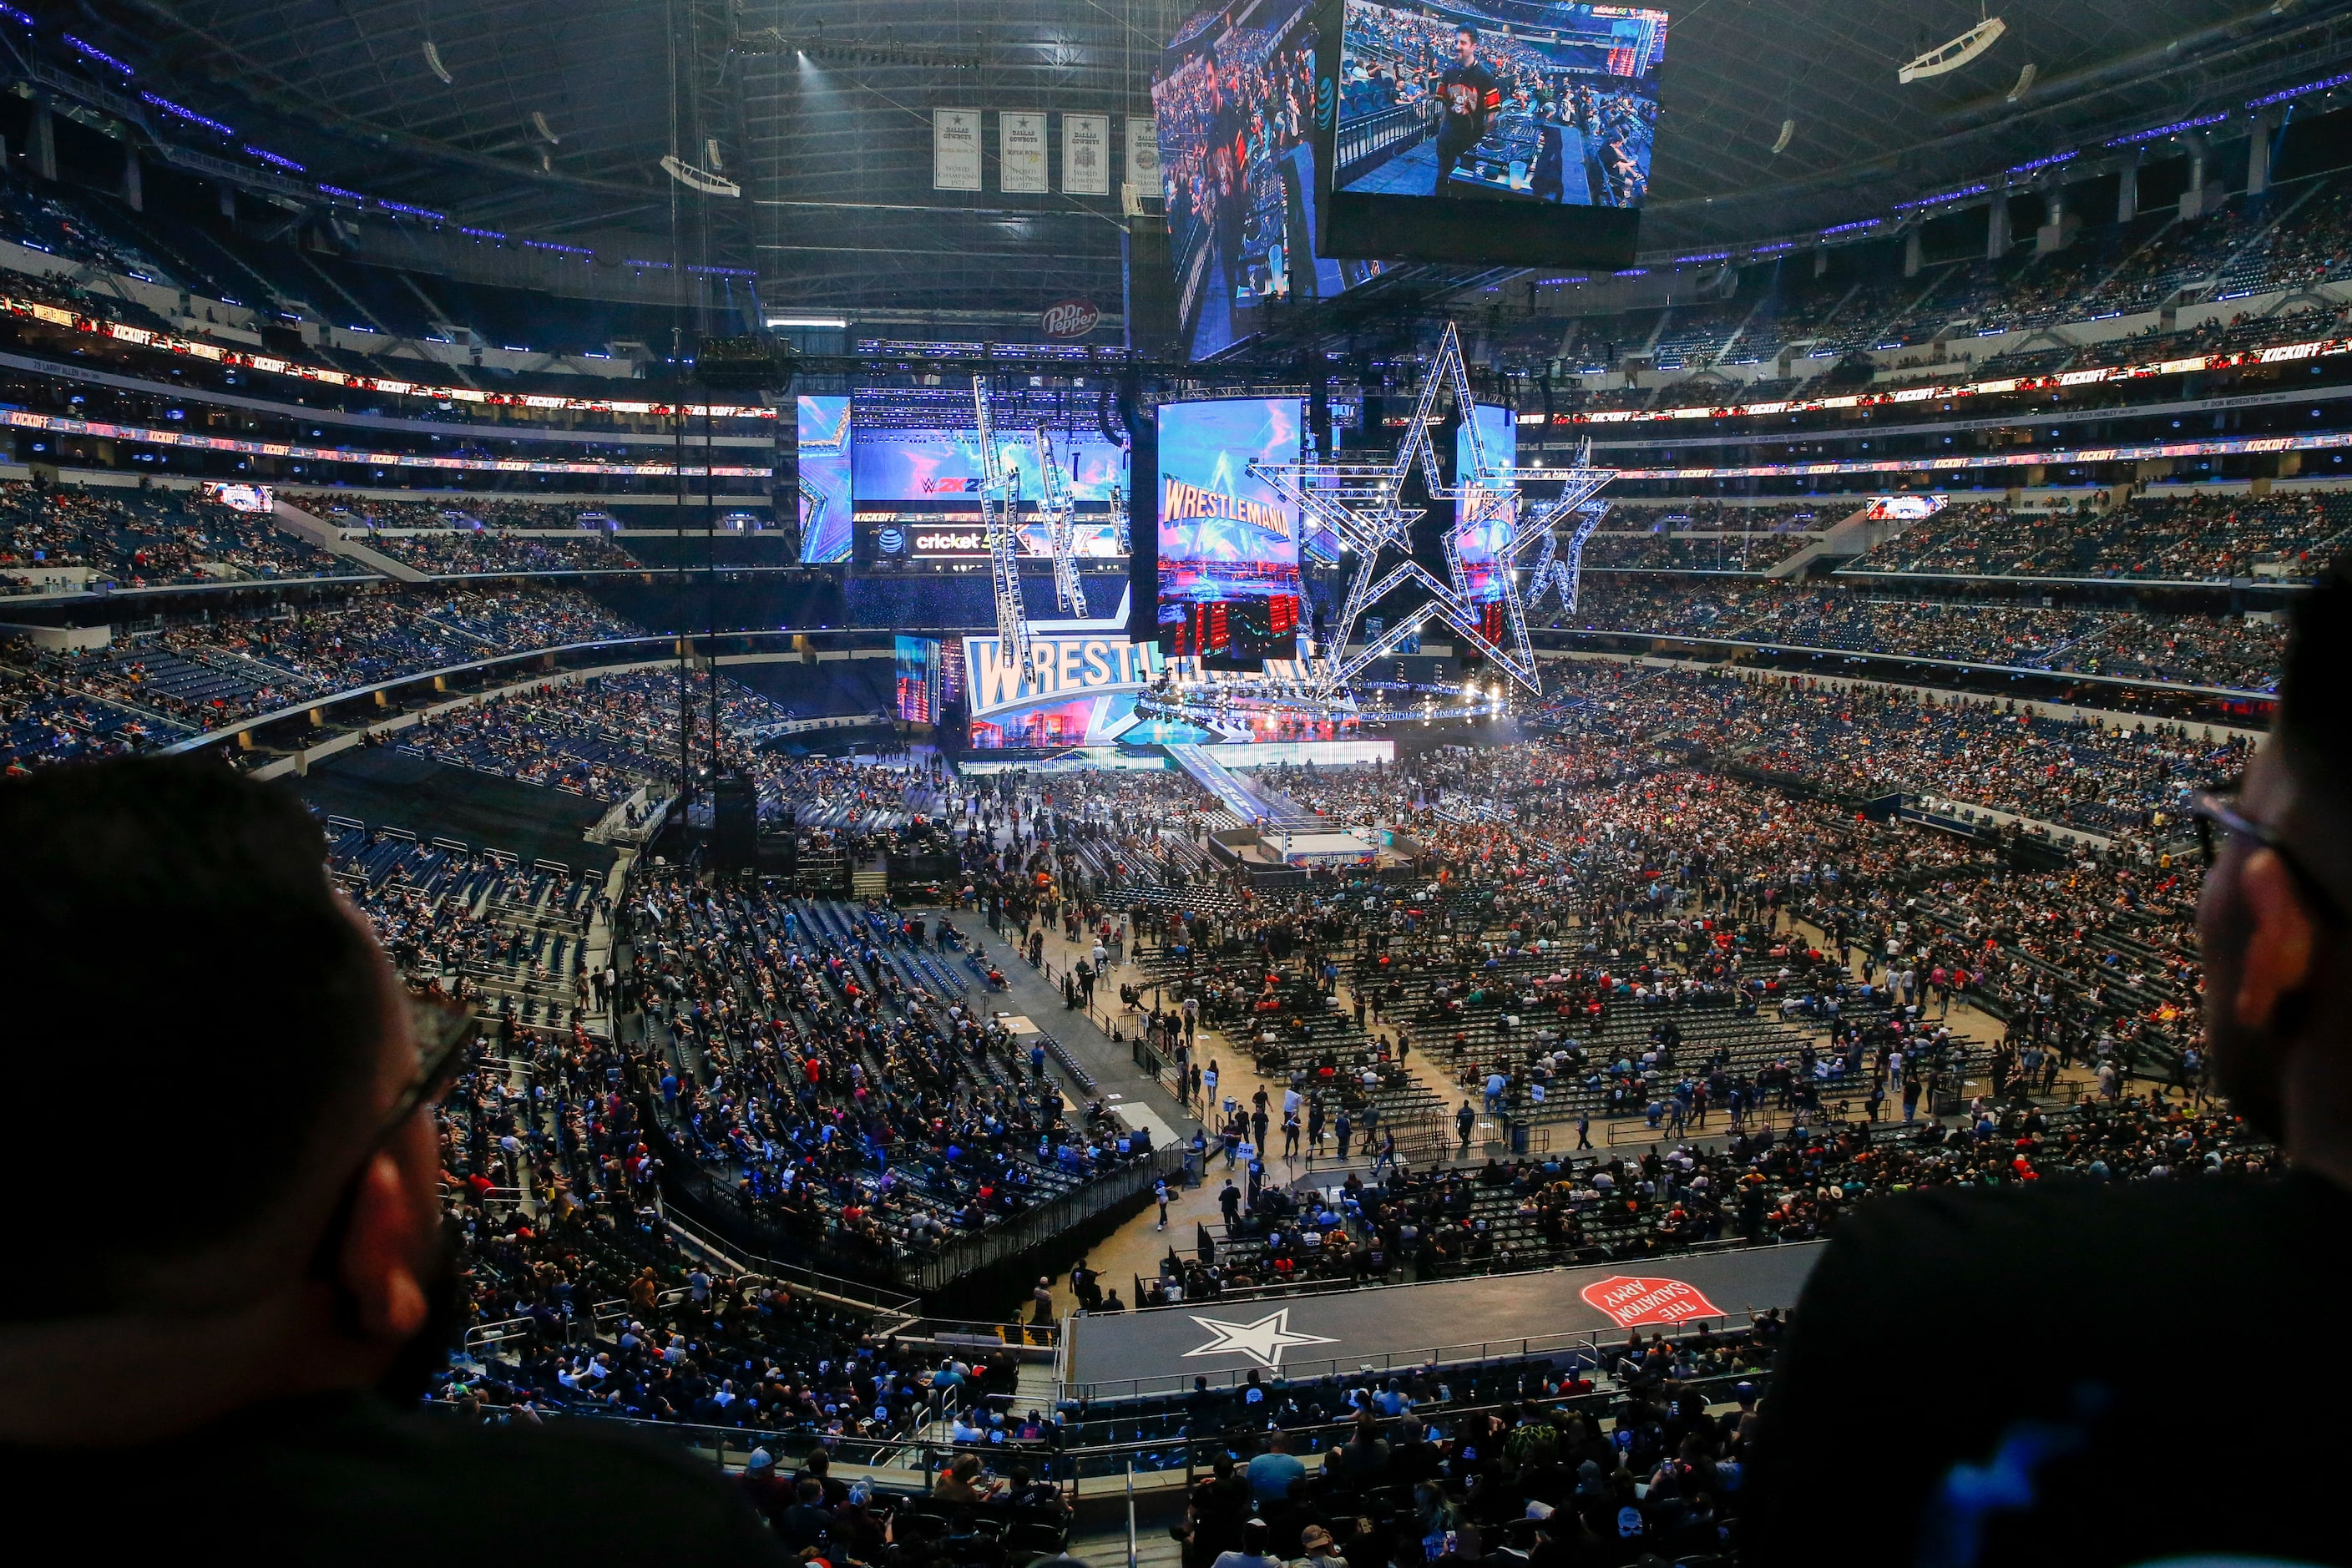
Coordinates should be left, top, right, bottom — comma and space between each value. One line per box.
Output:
934, 109, 983, 191
961, 631, 1162, 718
1127, 116, 1160, 188
1000, 111, 1049, 193
1064, 114, 1110, 195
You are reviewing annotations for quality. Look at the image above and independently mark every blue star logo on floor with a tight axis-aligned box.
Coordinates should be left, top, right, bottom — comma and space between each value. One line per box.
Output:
1182, 1308, 1340, 1369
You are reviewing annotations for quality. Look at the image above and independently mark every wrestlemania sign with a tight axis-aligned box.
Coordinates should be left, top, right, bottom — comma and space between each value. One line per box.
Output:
961, 632, 1161, 718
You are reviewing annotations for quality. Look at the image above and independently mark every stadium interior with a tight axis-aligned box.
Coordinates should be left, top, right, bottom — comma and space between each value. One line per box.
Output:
6, 0, 2350, 1560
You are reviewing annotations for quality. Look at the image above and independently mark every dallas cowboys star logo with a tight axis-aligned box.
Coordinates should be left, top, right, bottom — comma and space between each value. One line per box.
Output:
1181, 1308, 1339, 1369
1251, 322, 1615, 698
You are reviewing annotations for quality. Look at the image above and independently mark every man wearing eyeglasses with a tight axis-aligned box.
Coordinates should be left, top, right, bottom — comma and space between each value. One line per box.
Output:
0, 760, 782, 1562
1744, 569, 2352, 1566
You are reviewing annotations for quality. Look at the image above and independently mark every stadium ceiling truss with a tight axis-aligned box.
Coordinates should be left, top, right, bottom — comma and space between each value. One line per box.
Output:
971, 375, 1033, 664
971, 374, 1095, 663
34, 2, 2352, 317
1252, 324, 1614, 701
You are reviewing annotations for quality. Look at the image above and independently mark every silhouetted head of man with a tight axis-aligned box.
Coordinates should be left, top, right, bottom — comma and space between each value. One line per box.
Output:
0, 758, 456, 1444
2199, 564, 2352, 1181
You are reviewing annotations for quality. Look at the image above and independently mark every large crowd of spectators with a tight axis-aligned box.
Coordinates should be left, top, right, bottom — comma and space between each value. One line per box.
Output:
1, 478, 364, 594
1557, 574, 2287, 690
287, 493, 645, 574
0, 585, 645, 766
1527, 657, 2244, 843
315, 820, 1045, 1468
624, 866, 1154, 1272
1847, 489, 2352, 582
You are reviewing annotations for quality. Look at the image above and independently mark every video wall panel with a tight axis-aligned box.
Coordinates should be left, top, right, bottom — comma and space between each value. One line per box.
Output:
1156, 397, 1306, 666
1323, 0, 1664, 267
847, 427, 1131, 566
1454, 402, 1518, 603
797, 395, 853, 564
1152, 0, 1387, 360
853, 429, 1128, 506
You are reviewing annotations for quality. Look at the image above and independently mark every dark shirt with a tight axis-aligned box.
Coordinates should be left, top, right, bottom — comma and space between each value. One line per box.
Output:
1434, 63, 1500, 149
779, 1500, 836, 1551
1745, 1171, 2352, 1568
0, 1392, 783, 1565
1191, 1473, 1253, 1558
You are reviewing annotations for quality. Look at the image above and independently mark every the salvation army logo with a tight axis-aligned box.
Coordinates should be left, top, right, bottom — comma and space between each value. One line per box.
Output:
1579, 1275, 1722, 1329
1040, 299, 1101, 338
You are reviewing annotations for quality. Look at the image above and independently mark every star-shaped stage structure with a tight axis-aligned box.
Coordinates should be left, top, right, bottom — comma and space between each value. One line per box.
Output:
1252, 323, 1616, 698
1181, 1308, 1340, 1369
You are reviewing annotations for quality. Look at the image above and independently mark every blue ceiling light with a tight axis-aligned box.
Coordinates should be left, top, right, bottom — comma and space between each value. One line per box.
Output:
141, 94, 233, 137
1894, 182, 1990, 212
2249, 73, 2352, 108
65, 34, 133, 74
2107, 113, 2226, 147
2006, 150, 2077, 175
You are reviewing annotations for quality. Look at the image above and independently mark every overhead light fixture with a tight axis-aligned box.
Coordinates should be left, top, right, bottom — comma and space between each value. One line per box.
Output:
1771, 119, 1796, 154
531, 111, 559, 144
767, 315, 847, 329
734, 26, 981, 68
2006, 62, 2037, 101
660, 154, 741, 197
1899, 16, 2005, 83
423, 39, 454, 83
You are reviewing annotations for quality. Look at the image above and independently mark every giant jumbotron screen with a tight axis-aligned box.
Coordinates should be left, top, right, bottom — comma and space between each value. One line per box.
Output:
1152, 0, 1388, 359
1322, 0, 1662, 266
1155, 397, 1308, 667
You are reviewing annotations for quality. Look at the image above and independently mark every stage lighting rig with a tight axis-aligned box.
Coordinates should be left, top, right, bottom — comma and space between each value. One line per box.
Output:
692, 335, 792, 392
1899, 15, 2005, 83
661, 154, 741, 198
734, 26, 982, 70
971, 377, 1031, 664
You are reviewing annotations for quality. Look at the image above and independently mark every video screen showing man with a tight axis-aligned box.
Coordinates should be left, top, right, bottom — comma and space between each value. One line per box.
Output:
1333, 0, 1665, 208
1434, 27, 1501, 196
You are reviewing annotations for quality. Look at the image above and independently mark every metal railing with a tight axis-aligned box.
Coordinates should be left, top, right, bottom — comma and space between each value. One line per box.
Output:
664, 1205, 923, 1319
463, 1368, 1773, 1495
915, 1145, 1186, 1292
1061, 1298, 1764, 1404
1336, 99, 1433, 185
